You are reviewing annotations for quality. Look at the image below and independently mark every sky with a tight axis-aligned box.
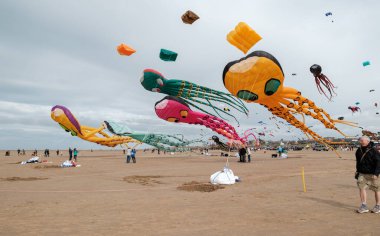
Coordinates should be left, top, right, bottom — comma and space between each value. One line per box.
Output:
0, 0, 379, 150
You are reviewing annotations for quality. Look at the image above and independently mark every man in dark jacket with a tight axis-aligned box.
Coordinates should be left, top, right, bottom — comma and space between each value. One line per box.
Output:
238, 147, 247, 162
355, 136, 380, 214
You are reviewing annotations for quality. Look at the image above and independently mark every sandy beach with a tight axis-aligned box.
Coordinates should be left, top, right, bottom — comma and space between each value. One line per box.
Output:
1, 150, 379, 236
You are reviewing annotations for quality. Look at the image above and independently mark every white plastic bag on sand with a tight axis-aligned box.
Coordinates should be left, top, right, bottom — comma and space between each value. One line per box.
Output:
279, 153, 288, 159
210, 167, 239, 185
61, 160, 73, 167
61, 160, 80, 168
21, 156, 40, 165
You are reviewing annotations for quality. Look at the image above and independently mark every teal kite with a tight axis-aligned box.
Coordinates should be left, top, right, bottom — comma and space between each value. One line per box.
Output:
363, 61, 371, 67
104, 120, 200, 151
160, 49, 178, 62
140, 69, 249, 124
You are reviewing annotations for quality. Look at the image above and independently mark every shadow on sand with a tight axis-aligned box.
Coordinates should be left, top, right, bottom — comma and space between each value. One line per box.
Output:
302, 196, 356, 211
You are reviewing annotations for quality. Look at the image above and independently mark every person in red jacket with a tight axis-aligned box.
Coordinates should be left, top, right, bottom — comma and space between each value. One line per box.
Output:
355, 136, 380, 214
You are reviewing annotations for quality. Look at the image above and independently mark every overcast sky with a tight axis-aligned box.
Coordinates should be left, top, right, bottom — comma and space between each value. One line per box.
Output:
1, 0, 379, 150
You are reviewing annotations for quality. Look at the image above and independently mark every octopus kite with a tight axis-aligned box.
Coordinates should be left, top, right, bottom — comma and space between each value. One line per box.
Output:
348, 106, 361, 114
242, 128, 260, 146
154, 96, 245, 144
51, 105, 140, 148
222, 50, 357, 144
211, 135, 229, 151
141, 69, 248, 124
104, 120, 200, 151
310, 64, 337, 101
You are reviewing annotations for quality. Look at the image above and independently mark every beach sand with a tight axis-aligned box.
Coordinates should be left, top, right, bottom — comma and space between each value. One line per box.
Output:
1, 150, 379, 236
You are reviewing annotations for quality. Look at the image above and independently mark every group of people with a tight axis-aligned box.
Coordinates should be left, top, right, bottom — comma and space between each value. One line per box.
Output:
238, 146, 251, 163
68, 148, 79, 161
16, 149, 26, 156
125, 148, 137, 163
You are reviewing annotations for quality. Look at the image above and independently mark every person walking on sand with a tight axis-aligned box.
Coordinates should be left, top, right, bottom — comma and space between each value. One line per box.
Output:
69, 148, 73, 161
355, 136, 380, 214
73, 148, 78, 162
126, 148, 132, 163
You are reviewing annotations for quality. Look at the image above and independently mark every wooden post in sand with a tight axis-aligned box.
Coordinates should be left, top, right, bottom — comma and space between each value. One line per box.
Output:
301, 167, 307, 193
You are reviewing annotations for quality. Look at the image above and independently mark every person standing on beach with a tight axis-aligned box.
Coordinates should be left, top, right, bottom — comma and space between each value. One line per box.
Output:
69, 148, 73, 161
126, 148, 132, 163
73, 148, 78, 162
355, 136, 380, 214
247, 146, 252, 163
56, 150, 59, 156
238, 147, 246, 162
131, 149, 136, 163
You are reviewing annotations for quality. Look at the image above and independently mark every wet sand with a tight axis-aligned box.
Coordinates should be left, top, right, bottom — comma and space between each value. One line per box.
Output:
1, 150, 379, 236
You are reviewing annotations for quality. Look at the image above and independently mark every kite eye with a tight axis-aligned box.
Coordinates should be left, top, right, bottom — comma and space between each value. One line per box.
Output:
237, 90, 258, 101
167, 117, 179, 123
180, 110, 188, 118
157, 78, 164, 86
264, 78, 281, 96
152, 88, 161, 92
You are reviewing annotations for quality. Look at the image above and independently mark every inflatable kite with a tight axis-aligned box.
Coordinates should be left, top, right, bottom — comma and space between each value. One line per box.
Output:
181, 10, 199, 24
104, 120, 198, 151
141, 69, 248, 123
227, 22, 262, 54
310, 64, 337, 101
362, 130, 379, 140
222, 50, 358, 144
370, 89, 375, 92
338, 116, 344, 120
363, 61, 371, 67
242, 128, 259, 146
348, 106, 361, 114
117, 44, 136, 56
51, 105, 140, 147
160, 49, 178, 62
155, 96, 245, 144
211, 135, 229, 151
325, 12, 334, 22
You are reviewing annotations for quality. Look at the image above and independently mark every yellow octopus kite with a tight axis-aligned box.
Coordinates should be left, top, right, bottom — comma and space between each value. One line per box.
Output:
51, 105, 140, 148
222, 51, 358, 146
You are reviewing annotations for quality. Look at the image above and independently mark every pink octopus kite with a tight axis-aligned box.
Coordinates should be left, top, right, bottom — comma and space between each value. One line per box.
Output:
155, 96, 245, 144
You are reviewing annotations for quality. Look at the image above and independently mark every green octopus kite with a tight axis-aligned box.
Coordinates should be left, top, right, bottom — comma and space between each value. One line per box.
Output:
140, 69, 249, 124
104, 120, 201, 151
